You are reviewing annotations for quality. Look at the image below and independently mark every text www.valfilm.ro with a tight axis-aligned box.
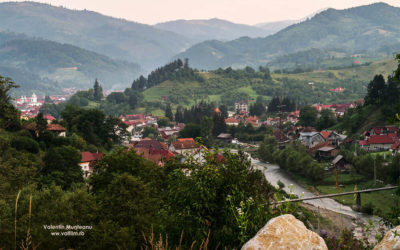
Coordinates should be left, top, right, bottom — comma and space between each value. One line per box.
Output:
44, 225, 92, 237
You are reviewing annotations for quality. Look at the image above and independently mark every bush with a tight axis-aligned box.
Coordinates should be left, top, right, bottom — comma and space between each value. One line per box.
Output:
11, 136, 40, 153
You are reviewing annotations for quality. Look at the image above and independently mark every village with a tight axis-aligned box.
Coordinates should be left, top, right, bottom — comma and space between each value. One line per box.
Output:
14, 93, 400, 181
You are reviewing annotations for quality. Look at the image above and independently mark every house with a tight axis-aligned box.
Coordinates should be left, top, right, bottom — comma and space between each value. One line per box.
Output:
245, 115, 260, 128
23, 122, 66, 137
217, 133, 233, 143
365, 126, 398, 137
43, 114, 56, 124
361, 135, 396, 151
46, 124, 67, 137
320, 130, 346, 146
235, 100, 248, 113
225, 117, 239, 126
170, 138, 199, 155
134, 139, 168, 150
133, 139, 174, 166
332, 155, 351, 172
392, 140, 400, 153
316, 146, 338, 159
298, 132, 325, 148
158, 127, 179, 140
135, 147, 174, 166
80, 151, 104, 178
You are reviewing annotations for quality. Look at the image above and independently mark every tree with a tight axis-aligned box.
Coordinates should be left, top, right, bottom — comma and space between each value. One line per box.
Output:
200, 116, 213, 146
179, 123, 201, 138
365, 75, 386, 105
249, 102, 265, 116
163, 150, 274, 248
157, 117, 170, 128
93, 79, 103, 101
42, 145, 83, 189
0, 75, 20, 131
317, 109, 336, 130
175, 106, 184, 123
212, 112, 226, 136
142, 126, 158, 139
165, 103, 173, 121
267, 97, 281, 113
35, 113, 48, 138
219, 104, 228, 118
298, 105, 318, 127
106, 92, 126, 104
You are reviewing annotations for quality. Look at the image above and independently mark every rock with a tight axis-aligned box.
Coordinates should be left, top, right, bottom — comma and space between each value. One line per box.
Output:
373, 225, 400, 250
242, 214, 327, 250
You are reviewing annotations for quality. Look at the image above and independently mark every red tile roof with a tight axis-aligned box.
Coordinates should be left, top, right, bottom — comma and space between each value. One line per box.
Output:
368, 135, 394, 144
81, 152, 104, 163
225, 117, 239, 124
46, 124, 66, 131
134, 147, 174, 165
134, 140, 168, 150
43, 114, 55, 121
172, 138, 198, 150
320, 131, 332, 139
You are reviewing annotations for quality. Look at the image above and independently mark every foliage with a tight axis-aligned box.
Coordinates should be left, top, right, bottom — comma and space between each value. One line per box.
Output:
142, 126, 158, 139
259, 140, 325, 181
41, 145, 83, 189
317, 109, 337, 130
157, 117, 170, 128
61, 105, 128, 148
299, 105, 318, 127
0, 76, 20, 131
178, 123, 201, 139
161, 149, 275, 248
132, 59, 203, 90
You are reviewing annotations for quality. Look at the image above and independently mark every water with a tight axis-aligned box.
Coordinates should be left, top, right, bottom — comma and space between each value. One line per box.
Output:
252, 158, 372, 220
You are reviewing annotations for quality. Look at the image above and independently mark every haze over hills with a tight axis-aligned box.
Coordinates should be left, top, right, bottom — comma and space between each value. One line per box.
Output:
254, 20, 298, 35
0, 1, 191, 70
175, 2, 400, 70
154, 18, 273, 43
0, 32, 142, 94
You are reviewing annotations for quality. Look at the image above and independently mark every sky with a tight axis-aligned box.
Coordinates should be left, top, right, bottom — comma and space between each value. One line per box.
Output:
1, 0, 400, 25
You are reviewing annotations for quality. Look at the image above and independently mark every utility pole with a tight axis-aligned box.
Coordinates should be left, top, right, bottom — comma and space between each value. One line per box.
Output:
374, 156, 376, 186
277, 100, 286, 147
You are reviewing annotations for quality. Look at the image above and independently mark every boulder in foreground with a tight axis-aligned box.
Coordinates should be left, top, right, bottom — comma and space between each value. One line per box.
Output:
242, 214, 327, 250
373, 225, 400, 250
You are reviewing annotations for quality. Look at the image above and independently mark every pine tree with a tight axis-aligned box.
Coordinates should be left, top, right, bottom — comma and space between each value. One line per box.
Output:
212, 112, 226, 136
93, 79, 103, 101
165, 103, 173, 121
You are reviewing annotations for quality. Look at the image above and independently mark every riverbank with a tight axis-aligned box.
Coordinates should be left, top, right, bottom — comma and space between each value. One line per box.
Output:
288, 170, 399, 219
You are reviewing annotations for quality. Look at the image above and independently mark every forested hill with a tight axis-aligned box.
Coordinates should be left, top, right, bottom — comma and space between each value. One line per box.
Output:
0, 1, 190, 70
0, 33, 141, 94
136, 58, 397, 111
175, 2, 400, 70
337, 55, 400, 135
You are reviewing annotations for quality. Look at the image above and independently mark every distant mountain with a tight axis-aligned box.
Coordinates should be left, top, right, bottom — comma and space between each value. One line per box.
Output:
175, 3, 400, 70
0, 1, 191, 69
0, 32, 142, 94
254, 20, 298, 35
154, 18, 269, 43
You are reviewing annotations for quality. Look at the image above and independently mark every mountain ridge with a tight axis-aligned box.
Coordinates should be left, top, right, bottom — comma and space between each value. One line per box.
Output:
174, 2, 400, 70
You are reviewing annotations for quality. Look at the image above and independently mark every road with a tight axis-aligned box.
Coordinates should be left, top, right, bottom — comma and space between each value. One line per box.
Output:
248, 155, 377, 223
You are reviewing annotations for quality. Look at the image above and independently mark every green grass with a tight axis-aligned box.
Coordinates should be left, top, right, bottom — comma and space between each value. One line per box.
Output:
272, 57, 397, 84
237, 86, 258, 99
315, 175, 399, 216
